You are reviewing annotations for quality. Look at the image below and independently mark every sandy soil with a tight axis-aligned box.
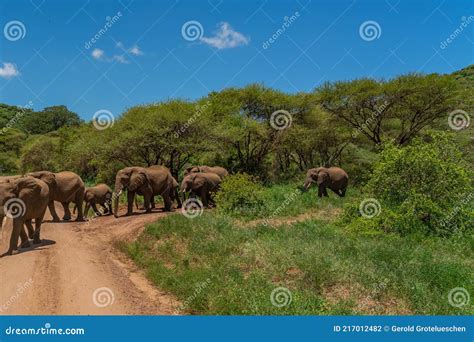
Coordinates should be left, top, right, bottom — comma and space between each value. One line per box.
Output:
0, 204, 181, 315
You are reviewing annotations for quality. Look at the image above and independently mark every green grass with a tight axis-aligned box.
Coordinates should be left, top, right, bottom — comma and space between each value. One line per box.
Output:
122, 187, 474, 315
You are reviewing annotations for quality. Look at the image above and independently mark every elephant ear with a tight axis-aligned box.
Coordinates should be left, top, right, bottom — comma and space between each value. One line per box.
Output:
317, 171, 329, 185
129, 170, 148, 191
37, 171, 56, 188
192, 174, 207, 188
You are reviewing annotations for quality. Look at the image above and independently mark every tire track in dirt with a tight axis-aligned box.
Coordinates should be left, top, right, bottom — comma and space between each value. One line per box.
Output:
0, 203, 180, 315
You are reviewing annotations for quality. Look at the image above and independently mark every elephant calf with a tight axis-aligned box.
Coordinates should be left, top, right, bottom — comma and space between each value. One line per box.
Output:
180, 172, 222, 208
303, 167, 348, 198
81, 184, 113, 217
0, 177, 50, 255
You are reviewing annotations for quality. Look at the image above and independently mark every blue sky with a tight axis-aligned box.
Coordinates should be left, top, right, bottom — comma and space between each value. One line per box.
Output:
0, 0, 473, 120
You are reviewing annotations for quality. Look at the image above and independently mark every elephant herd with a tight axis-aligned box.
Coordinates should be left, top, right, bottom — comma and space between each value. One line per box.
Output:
0, 165, 230, 256
0, 164, 347, 256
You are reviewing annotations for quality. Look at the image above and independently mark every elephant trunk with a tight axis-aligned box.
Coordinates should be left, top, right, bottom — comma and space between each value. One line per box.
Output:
113, 182, 124, 218
0, 215, 5, 232
302, 178, 312, 192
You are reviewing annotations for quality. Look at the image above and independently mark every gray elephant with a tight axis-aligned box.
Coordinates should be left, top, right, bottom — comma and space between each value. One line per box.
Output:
82, 183, 113, 217
184, 165, 229, 179
180, 172, 222, 207
0, 177, 50, 255
27, 171, 85, 221
113, 165, 180, 217
303, 167, 348, 197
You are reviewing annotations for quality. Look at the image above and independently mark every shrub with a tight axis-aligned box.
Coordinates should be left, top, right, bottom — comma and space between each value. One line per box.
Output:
214, 173, 268, 218
342, 132, 473, 236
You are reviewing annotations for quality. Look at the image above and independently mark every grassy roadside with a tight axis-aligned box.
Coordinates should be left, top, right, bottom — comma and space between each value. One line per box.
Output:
121, 186, 473, 315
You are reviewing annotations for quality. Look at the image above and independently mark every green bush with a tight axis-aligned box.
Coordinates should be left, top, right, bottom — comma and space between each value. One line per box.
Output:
342, 132, 473, 236
214, 173, 268, 218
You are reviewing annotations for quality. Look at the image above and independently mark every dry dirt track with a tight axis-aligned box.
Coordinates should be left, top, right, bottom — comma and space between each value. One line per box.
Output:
0, 203, 181, 315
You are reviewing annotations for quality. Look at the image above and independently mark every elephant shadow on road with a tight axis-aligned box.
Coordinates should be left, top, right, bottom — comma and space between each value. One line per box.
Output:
0, 239, 56, 258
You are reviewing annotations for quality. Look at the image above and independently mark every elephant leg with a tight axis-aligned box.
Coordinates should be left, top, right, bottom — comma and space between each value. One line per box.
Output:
7, 219, 24, 255
74, 191, 85, 221
91, 203, 100, 215
175, 188, 182, 208
151, 196, 155, 209
162, 194, 172, 212
33, 216, 44, 244
200, 188, 209, 208
99, 203, 109, 215
339, 188, 346, 197
126, 191, 135, 216
62, 202, 72, 221
317, 186, 323, 198
144, 195, 152, 213
48, 201, 60, 222
84, 202, 90, 218
322, 187, 329, 197
25, 219, 35, 239
19, 223, 31, 249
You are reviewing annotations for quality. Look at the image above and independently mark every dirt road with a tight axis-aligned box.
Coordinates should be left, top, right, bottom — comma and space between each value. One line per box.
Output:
0, 204, 180, 315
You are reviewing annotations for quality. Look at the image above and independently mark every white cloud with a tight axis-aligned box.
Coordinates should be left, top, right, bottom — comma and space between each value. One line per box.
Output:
200, 22, 249, 49
91, 48, 105, 59
112, 55, 129, 64
129, 45, 143, 56
0, 62, 20, 79
116, 41, 124, 49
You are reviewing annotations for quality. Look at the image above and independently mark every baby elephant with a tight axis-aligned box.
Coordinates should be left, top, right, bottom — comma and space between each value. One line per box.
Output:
180, 172, 222, 208
82, 184, 113, 217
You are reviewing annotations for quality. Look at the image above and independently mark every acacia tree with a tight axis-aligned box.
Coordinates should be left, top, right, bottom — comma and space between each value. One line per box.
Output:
317, 74, 458, 145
